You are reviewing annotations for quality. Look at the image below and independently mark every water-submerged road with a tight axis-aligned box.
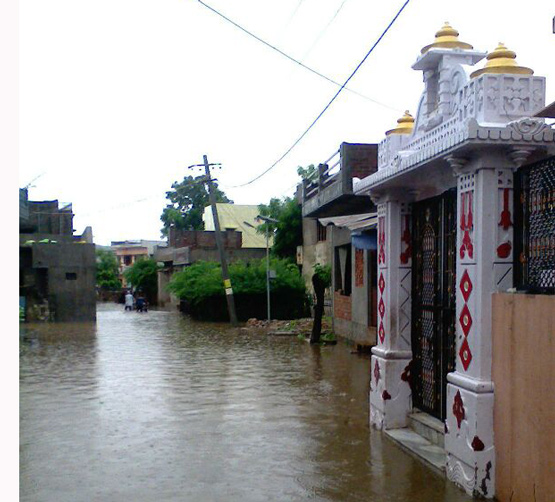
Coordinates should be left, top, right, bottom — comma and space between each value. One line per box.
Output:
20, 303, 473, 502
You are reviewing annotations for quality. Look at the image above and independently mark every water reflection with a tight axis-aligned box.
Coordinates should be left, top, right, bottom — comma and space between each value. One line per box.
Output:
20, 304, 473, 501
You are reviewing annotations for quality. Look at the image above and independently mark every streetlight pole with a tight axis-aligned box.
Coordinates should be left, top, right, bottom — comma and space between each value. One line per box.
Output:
255, 215, 278, 321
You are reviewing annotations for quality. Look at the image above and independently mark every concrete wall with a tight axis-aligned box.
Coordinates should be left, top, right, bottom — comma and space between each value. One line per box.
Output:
301, 218, 332, 294
492, 293, 555, 502
26, 200, 74, 235
31, 242, 96, 321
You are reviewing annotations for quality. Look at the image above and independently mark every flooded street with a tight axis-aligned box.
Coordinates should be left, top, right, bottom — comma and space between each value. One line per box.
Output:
20, 304, 473, 502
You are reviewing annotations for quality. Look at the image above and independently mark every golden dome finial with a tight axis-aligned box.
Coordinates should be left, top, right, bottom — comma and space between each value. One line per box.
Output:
470, 42, 533, 78
385, 111, 415, 136
421, 22, 474, 54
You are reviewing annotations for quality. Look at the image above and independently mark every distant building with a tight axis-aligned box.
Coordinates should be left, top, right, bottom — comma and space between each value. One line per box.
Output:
203, 204, 272, 248
110, 239, 166, 287
154, 205, 268, 307
19, 189, 96, 322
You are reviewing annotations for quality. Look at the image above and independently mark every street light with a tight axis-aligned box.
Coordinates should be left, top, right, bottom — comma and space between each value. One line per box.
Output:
245, 215, 278, 321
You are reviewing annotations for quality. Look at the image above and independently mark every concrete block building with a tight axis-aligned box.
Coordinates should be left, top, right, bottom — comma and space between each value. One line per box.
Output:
20, 189, 96, 322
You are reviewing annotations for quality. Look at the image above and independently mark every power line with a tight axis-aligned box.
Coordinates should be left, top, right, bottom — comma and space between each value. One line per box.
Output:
225, 0, 411, 189
196, 0, 400, 112
300, 0, 349, 61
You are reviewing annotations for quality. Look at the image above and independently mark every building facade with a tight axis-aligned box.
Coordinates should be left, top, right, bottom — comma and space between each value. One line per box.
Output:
20, 190, 96, 322
301, 143, 378, 346
111, 239, 166, 287
354, 24, 555, 498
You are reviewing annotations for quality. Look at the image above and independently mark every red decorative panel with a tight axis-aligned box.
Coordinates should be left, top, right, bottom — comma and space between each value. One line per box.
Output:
378, 217, 386, 265
498, 188, 512, 230
378, 322, 385, 344
374, 360, 381, 385
382, 390, 391, 401
355, 248, 364, 287
400, 214, 412, 264
460, 191, 474, 259
459, 269, 473, 302
459, 338, 473, 371
378, 272, 385, 294
453, 390, 465, 429
459, 304, 473, 337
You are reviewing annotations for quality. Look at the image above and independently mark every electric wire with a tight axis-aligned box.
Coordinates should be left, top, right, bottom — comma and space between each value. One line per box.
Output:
300, 0, 349, 61
224, 0, 411, 189
196, 0, 400, 112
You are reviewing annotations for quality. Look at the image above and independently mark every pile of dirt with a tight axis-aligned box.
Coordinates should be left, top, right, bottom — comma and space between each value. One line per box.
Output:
242, 317, 332, 337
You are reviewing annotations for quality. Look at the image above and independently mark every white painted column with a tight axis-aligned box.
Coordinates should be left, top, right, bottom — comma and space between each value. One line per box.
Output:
370, 198, 412, 430
445, 159, 515, 498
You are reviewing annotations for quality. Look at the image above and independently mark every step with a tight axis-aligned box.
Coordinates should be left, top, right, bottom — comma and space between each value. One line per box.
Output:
408, 411, 445, 449
384, 427, 446, 474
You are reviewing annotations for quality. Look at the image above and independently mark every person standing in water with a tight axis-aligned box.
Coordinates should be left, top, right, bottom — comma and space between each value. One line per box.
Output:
124, 291, 134, 311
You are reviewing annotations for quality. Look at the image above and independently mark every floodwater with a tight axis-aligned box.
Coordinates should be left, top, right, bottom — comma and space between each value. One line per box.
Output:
20, 303, 474, 502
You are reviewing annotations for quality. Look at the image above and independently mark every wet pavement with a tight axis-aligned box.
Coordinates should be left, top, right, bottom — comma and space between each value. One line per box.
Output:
20, 303, 474, 501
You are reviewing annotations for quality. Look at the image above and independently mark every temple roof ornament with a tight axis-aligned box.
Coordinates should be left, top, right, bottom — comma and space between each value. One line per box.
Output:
385, 111, 414, 136
421, 22, 474, 54
470, 43, 534, 78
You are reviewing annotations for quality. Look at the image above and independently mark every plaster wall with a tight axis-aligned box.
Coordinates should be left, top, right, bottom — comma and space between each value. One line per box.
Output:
301, 218, 332, 294
31, 243, 96, 321
492, 293, 555, 502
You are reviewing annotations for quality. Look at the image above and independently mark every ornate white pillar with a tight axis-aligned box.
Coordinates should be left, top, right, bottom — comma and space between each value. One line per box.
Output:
370, 197, 412, 430
445, 156, 517, 498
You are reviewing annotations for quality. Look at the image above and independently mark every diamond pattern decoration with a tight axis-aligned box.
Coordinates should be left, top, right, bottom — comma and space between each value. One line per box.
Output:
459, 338, 473, 371
374, 360, 381, 385
459, 304, 473, 337
453, 390, 465, 429
378, 272, 385, 294
459, 269, 473, 302
378, 297, 385, 319
378, 322, 385, 344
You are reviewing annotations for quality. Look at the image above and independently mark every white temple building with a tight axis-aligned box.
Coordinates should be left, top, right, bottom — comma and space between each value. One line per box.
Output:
354, 23, 555, 499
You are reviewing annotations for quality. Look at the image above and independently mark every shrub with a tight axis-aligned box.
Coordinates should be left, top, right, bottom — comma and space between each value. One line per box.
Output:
168, 258, 309, 321
313, 263, 332, 288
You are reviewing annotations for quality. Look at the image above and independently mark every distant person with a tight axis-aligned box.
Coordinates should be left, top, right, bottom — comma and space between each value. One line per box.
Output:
136, 295, 147, 313
124, 291, 134, 311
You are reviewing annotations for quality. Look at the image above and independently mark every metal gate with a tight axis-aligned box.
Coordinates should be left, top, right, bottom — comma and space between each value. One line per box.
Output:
411, 190, 457, 420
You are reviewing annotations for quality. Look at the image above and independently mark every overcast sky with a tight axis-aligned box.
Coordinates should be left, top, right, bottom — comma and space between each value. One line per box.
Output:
19, 0, 555, 245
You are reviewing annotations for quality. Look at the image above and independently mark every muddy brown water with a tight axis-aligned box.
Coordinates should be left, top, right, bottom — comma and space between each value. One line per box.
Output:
20, 303, 474, 501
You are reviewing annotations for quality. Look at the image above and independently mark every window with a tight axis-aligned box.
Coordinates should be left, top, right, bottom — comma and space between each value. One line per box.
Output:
124, 255, 132, 266
317, 221, 327, 242
65, 272, 77, 280
334, 245, 352, 295
515, 156, 555, 294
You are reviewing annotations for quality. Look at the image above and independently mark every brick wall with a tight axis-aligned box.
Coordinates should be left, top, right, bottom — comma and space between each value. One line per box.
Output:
169, 228, 242, 249
341, 143, 378, 180
334, 291, 352, 321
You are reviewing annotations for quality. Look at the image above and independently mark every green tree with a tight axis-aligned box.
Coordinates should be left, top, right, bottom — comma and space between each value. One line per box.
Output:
160, 175, 232, 237
95, 249, 121, 290
123, 258, 160, 303
297, 164, 317, 181
257, 197, 302, 260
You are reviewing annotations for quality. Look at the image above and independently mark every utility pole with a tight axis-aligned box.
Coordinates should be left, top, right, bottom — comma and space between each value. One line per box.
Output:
198, 154, 238, 327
